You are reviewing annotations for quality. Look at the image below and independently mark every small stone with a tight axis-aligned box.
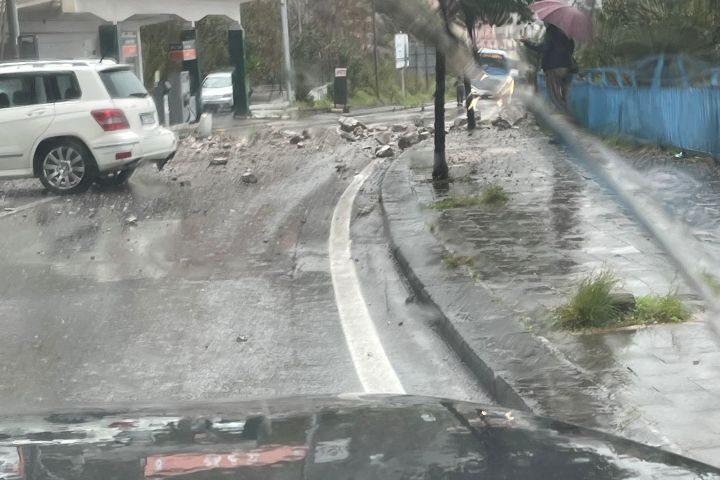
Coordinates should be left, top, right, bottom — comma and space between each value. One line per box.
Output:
391, 123, 407, 132
491, 117, 513, 130
302, 129, 311, 139
418, 131, 431, 141
297, 142, 305, 149
339, 131, 357, 142
375, 145, 394, 158
179, 180, 191, 187
375, 131, 392, 145
338, 117, 360, 132
236, 335, 248, 343
610, 292, 636, 314
453, 116, 468, 129
398, 132, 420, 150
124, 215, 138, 225
289, 135, 303, 144
222, 143, 232, 149
209, 156, 229, 166
241, 171, 258, 184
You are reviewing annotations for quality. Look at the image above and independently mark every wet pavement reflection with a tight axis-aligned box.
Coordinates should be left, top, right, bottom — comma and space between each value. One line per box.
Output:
407, 122, 720, 466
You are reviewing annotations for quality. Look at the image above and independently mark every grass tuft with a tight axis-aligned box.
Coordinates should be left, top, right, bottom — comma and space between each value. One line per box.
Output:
442, 253, 474, 269
480, 185, 510, 205
555, 270, 692, 331
632, 293, 690, 324
431, 195, 482, 210
430, 186, 509, 210
554, 270, 622, 330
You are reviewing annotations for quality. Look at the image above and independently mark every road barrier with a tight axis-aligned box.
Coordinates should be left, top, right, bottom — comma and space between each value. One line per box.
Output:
539, 54, 720, 157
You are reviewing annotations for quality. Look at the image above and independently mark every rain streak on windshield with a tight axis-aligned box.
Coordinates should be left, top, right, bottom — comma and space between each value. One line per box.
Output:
1, 0, 720, 477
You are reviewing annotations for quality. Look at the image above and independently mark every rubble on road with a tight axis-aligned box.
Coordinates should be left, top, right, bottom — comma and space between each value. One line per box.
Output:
339, 117, 367, 133
375, 145, 394, 158
124, 215, 138, 226
375, 131, 392, 145
398, 131, 420, 150
418, 131, 432, 141
391, 124, 407, 132
241, 171, 258, 184
453, 116, 468, 129
491, 117, 513, 130
339, 131, 357, 142
289, 134, 303, 144
496, 104, 528, 126
209, 156, 229, 166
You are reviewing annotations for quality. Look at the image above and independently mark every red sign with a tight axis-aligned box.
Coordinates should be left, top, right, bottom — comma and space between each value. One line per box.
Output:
144, 445, 307, 477
168, 40, 196, 62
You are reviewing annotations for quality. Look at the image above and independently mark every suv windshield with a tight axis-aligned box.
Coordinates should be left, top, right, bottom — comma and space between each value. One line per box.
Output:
99, 68, 148, 98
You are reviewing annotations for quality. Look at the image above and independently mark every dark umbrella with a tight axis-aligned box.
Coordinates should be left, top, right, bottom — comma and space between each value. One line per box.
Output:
530, 0, 593, 43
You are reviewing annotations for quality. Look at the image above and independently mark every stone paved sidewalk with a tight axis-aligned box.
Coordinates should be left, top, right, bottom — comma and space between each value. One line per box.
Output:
381, 120, 720, 467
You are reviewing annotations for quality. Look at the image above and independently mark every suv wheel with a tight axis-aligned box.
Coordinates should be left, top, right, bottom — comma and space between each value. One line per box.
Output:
95, 167, 135, 187
38, 140, 97, 194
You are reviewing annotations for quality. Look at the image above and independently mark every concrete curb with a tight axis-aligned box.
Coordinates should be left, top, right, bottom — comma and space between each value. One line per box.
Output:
378, 150, 664, 439
378, 155, 531, 411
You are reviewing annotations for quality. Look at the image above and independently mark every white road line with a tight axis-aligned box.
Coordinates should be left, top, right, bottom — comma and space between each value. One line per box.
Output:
0, 197, 55, 219
329, 160, 405, 394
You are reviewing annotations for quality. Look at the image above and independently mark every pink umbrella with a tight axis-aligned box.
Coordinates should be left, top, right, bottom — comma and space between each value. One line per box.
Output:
530, 0, 593, 43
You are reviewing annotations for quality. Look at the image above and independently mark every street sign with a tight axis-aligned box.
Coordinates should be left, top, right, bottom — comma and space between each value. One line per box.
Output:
334, 68, 347, 77
394, 33, 409, 69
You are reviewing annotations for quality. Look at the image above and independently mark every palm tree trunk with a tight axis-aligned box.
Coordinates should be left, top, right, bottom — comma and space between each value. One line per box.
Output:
433, 47, 448, 181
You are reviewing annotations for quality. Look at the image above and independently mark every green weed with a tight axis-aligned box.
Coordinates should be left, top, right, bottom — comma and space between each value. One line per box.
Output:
431, 195, 482, 210
480, 185, 510, 205
632, 293, 690, 324
555, 270, 692, 331
554, 270, 623, 330
442, 253, 474, 269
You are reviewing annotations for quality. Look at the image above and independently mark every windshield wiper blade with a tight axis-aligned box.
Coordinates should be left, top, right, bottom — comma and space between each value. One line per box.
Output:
129, 92, 148, 98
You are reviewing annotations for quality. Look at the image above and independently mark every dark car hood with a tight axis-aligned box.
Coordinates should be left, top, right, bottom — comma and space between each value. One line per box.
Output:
1, 394, 718, 479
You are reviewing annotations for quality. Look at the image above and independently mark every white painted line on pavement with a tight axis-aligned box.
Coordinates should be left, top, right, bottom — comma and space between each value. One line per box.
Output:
329, 160, 405, 394
0, 197, 55, 219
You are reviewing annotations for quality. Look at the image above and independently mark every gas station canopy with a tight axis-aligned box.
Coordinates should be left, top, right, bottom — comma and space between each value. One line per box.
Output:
18, 0, 258, 23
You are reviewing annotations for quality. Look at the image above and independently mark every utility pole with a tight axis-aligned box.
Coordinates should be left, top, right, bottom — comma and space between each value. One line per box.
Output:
371, 0, 379, 98
6, 0, 20, 59
280, 0, 294, 102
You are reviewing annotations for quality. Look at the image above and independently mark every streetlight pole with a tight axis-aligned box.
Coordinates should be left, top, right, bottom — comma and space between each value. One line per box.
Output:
371, 0, 379, 98
6, 0, 20, 59
279, 0, 294, 103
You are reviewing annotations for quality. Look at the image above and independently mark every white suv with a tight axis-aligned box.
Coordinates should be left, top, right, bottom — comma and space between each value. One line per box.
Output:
0, 59, 177, 194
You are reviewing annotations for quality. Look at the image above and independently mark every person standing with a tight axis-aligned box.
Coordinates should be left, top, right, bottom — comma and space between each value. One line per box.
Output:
454, 76, 466, 107
521, 23, 575, 111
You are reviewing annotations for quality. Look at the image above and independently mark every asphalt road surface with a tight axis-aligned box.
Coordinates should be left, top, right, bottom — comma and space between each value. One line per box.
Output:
0, 104, 495, 413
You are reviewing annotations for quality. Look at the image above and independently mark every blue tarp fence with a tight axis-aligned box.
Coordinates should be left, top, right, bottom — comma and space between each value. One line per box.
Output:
538, 55, 720, 156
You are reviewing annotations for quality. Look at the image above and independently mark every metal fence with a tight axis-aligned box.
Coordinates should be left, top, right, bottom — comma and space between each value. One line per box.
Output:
541, 55, 720, 156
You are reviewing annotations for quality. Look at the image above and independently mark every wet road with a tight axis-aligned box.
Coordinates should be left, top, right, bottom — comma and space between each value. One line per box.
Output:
0, 105, 492, 412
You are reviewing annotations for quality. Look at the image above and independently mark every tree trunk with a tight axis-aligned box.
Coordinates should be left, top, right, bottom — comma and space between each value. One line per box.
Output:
433, 48, 448, 181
